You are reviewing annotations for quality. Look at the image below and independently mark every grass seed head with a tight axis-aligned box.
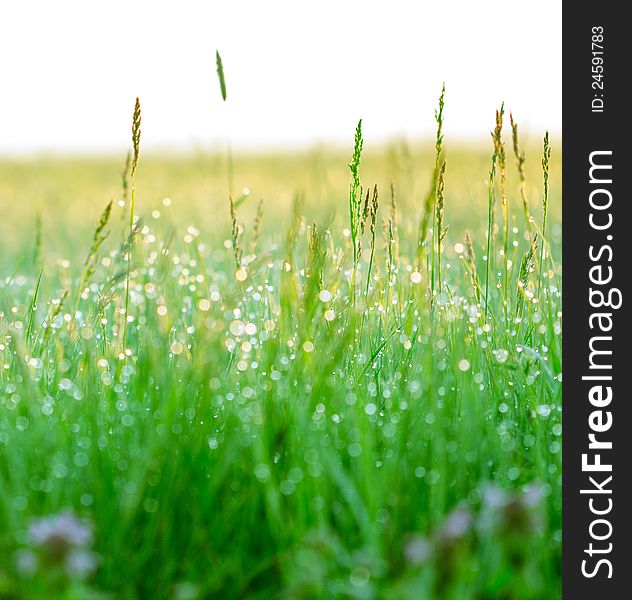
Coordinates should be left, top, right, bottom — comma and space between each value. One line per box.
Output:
131, 98, 141, 177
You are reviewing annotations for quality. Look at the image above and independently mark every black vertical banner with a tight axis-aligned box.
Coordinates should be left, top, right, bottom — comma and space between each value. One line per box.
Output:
563, 1, 629, 597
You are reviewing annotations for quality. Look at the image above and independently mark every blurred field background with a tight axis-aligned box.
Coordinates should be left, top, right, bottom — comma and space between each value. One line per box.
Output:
0, 143, 560, 266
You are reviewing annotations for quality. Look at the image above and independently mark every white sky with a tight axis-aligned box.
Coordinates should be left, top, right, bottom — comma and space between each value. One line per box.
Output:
0, 0, 561, 154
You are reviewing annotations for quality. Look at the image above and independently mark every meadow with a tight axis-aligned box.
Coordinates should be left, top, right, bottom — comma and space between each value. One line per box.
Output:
0, 99, 561, 599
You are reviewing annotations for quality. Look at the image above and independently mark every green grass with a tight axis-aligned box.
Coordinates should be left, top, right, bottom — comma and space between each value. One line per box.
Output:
0, 113, 561, 598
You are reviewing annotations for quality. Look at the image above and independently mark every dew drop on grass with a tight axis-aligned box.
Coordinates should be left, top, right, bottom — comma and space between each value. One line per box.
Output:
493, 349, 509, 363
254, 464, 270, 482
73, 452, 89, 467
170, 341, 184, 355
318, 289, 332, 302
229, 320, 245, 336
279, 480, 295, 495
287, 468, 303, 483
414, 466, 426, 478
426, 470, 440, 485
458, 359, 470, 372
537, 404, 551, 418
347, 443, 362, 457
410, 271, 422, 284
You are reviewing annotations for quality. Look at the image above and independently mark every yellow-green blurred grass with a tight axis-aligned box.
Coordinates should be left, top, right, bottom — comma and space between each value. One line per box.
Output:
0, 141, 560, 267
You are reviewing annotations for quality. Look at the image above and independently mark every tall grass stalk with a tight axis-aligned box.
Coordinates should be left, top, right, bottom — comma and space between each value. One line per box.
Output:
484, 151, 497, 321
389, 181, 399, 269
348, 119, 364, 300
510, 114, 531, 233
464, 230, 481, 303
418, 84, 445, 285
25, 266, 43, 347
228, 195, 242, 269
435, 160, 447, 293
73, 201, 112, 317
120, 150, 132, 239
32, 214, 42, 269
123, 97, 141, 352
491, 105, 509, 318
250, 199, 264, 255
516, 234, 537, 319
539, 132, 551, 297
364, 185, 379, 301
510, 113, 541, 283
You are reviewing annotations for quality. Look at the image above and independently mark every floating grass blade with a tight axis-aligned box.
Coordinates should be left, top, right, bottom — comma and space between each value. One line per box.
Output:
216, 50, 227, 101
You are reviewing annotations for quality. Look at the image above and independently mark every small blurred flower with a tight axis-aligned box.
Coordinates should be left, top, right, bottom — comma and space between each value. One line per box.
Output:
29, 511, 92, 555
437, 505, 472, 545
404, 534, 432, 565
65, 548, 99, 579
479, 482, 544, 534
521, 483, 544, 509
481, 483, 508, 510
24, 510, 99, 580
